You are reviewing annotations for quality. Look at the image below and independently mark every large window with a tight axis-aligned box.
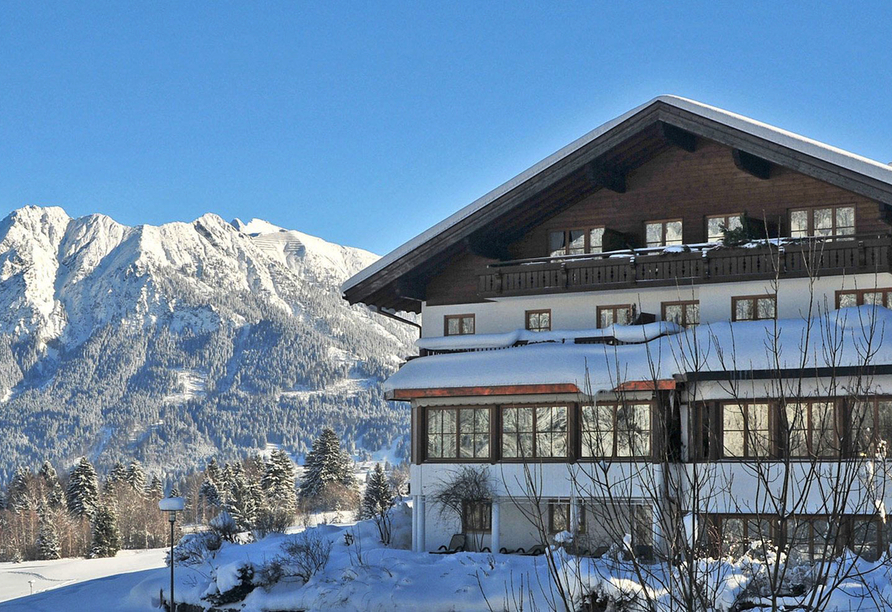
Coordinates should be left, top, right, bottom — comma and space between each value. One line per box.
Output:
718, 516, 775, 557
462, 501, 492, 533
548, 501, 586, 534
732, 295, 776, 321
548, 227, 605, 257
501, 405, 568, 459
851, 398, 892, 457
707, 214, 743, 243
837, 288, 892, 309
721, 402, 771, 458
525, 309, 552, 332
580, 403, 652, 458
790, 205, 855, 238
598, 304, 634, 328
645, 219, 683, 247
444, 314, 475, 336
785, 400, 838, 457
662, 300, 700, 328
426, 407, 490, 460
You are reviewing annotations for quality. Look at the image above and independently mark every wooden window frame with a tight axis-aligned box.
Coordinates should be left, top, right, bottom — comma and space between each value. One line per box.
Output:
462, 500, 492, 533
836, 288, 892, 309
579, 401, 654, 460
444, 313, 475, 336
789, 205, 856, 239
500, 404, 570, 461
706, 213, 744, 243
719, 401, 773, 459
731, 295, 777, 322
714, 514, 778, 557
645, 218, 684, 248
424, 406, 492, 462
661, 300, 700, 328
547, 500, 586, 534
783, 399, 840, 458
597, 304, 634, 329
547, 226, 606, 257
850, 397, 892, 457
525, 309, 552, 333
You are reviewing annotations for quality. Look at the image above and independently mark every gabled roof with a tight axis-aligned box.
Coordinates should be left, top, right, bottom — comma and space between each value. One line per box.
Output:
343, 95, 892, 313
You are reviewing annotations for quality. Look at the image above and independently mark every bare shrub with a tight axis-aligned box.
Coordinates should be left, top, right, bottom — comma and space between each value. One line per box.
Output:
169, 531, 222, 567
279, 530, 333, 582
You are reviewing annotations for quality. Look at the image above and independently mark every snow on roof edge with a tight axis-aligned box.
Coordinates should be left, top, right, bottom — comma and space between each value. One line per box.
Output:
343, 95, 892, 294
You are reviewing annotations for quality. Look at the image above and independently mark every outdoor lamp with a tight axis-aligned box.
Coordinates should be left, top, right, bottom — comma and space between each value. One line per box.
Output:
159, 496, 185, 612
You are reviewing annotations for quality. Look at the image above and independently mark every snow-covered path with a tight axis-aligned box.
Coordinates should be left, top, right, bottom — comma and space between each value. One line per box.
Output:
0, 548, 168, 610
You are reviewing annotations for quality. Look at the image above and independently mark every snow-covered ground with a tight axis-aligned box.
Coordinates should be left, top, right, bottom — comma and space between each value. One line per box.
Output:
0, 548, 167, 610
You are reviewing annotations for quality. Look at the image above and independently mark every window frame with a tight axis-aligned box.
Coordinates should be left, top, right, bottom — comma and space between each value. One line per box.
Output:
783, 399, 840, 458
706, 213, 744, 243
731, 295, 777, 322
444, 314, 475, 336
851, 397, 892, 457
661, 300, 700, 328
525, 309, 552, 333
500, 404, 570, 461
424, 406, 492, 462
836, 288, 892, 309
597, 304, 635, 328
547, 501, 586, 534
645, 218, 684, 248
547, 226, 606, 257
719, 401, 772, 459
579, 401, 654, 460
789, 205, 856, 239
462, 500, 492, 533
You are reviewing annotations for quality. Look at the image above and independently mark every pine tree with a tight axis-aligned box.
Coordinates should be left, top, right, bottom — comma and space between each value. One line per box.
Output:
262, 449, 296, 513
361, 463, 393, 520
205, 457, 222, 484
6, 467, 31, 513
199, 479, 221, 508
225, 469, 256, 532
146, 475, 163, 500
39, 461, 66, 510
67, 457, 100, 519
35, 503, 61, 560
170, 485, 180, 498
90, 505, 121, 558
104, 461, 128, 494
299, 428, 354, 500
125, 460, 146, 495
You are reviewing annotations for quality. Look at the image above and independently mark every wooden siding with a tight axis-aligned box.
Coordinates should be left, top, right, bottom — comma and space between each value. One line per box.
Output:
426, 140, 887, 306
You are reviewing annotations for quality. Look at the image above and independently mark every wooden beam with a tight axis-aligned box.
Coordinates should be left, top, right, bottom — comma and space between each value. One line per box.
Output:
390, 383, 580, 400
661, 122, 697, 152
732, 149, 772, 179
587, 161, 626, 193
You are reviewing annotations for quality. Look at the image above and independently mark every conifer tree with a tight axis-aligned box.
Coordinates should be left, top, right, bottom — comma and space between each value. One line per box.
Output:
205, 457, 222, 484
39, 461, 66, 510
170, 485, 180, 498
146, 475, 164, 500
262, 449, 296, 513
299, 428, 354, 500
199, 479, 221, 509
225, 469, 257, 532
361, 463, 393, 520
67, 457, 100, 519
104, 461, 127, 494
125, 460, 146, 495
35, 503, 61, 560
90, 505, 120, 558
6, 467, 31, 513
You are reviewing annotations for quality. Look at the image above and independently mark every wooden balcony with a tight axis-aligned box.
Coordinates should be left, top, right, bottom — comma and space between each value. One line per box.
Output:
478, 235, 892, 298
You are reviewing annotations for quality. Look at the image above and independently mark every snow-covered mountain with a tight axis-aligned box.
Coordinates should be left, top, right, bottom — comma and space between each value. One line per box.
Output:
0, 206, 416, 482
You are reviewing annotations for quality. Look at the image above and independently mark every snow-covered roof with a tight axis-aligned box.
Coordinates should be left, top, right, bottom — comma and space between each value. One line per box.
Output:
386, 307, 892, 396
415, 321, 681, 351
344, 96, 892, 297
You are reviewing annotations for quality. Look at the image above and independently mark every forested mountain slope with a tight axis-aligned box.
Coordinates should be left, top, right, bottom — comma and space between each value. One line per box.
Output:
0, 206, 416, 482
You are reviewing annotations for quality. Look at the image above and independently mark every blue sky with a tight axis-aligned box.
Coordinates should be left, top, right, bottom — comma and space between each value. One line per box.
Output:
1, 2, 891, 255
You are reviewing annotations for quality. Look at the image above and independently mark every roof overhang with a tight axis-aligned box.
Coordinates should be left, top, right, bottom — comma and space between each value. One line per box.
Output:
344, 95, 892, 313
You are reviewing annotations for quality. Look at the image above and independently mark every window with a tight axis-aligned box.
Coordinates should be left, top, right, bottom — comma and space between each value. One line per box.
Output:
851, 398, 892, 457
525, 309, 552, 332
426, 407, 490, 460
548, 501, 586, 534
645, 219, 683, 247
580, 403, 652, 458
548, 227, 605, 257
721, 403, 771, 458
785, 400, 837, 457
837, 288, 892, 309
662, 301, 700, 328
462, 501, 492, 532
597, 304, 634, 328
732, 295, 776, 321
501, 405, 568, 458
718, 516, 775, 557
788, 517, 837, 563
790, 206, 855, 238
444, 314, 475, 336
707, 214, 743, 243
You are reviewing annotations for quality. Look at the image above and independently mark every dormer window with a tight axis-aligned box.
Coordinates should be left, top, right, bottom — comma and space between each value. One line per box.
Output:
645, 220, 683, 247
444, 314, 475, 336
790, 206, 855, 238
548, 227, 605, 257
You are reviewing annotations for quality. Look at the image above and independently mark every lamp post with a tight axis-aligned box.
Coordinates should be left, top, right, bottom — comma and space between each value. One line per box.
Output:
159, 497, 185, 612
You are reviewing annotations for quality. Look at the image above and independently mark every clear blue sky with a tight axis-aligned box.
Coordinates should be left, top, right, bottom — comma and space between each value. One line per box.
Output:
2, 2, 891, 255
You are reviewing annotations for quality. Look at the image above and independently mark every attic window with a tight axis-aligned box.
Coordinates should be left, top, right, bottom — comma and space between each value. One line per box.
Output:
645, 220, 683, 247
790, 206, 855, 238
548, 227, 605, 257
707, 214, 743, 243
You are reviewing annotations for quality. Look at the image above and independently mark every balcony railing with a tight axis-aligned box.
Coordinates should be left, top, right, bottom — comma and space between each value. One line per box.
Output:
478, 235, 892, 298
